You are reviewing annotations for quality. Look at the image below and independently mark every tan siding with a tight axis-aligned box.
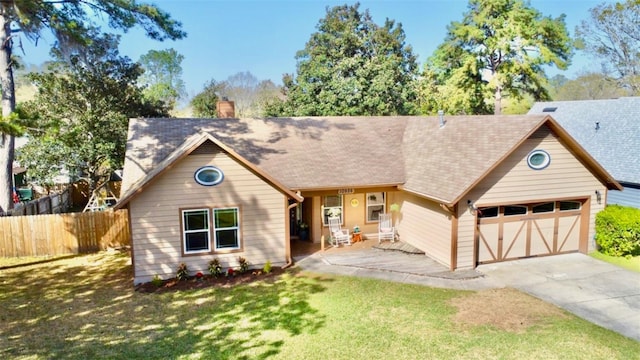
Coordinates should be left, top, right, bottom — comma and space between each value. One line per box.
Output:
457, 128, 606, 268
396, 192, 452, 267
130, 150, 287, 284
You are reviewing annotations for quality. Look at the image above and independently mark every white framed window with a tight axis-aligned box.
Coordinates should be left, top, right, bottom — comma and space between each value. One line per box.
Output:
181, 207, 241, 255
527, 149, 551, 170
214, 207, 240, 250
366, 192, 385, 222
182, 209, 211, 254
194, 166, 224, 186
323, 195, 343, 226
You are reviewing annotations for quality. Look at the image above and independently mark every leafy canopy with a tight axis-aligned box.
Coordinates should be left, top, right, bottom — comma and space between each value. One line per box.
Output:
190, 79, 221, 118
267, 3, 419, 116
139, 48, 186, 109
422, 0, 573, 115
17, 34, 169, 187
0, 0, 185, 211
576, 0, 640, 94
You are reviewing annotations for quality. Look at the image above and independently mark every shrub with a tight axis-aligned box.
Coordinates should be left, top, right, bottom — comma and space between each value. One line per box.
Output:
238, 256, 249, 273
151, 275, 163, 287
208, 258, 223, 277
226, 268, 235, 277
176, 263, 189, 281
263, 260, 272, 274
595, 205, 640, 257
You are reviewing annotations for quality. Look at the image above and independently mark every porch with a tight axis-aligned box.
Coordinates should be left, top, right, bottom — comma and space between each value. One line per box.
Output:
291, 238, 484, 284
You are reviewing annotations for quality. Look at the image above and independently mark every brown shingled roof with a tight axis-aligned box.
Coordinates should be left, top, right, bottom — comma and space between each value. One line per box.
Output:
401, 115, 548, 204
121, 117, 407, 195
119, 115, 620, 208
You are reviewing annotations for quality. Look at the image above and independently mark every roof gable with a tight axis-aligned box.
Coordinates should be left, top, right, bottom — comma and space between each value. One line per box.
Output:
400, 115, 621, 205
115, 132, 302, 209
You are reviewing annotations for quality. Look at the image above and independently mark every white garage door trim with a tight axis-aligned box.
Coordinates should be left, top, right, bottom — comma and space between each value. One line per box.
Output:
476, 199, 585, 264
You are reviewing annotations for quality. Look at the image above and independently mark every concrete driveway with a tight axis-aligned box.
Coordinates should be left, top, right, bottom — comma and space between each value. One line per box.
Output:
477, 253, 640, 342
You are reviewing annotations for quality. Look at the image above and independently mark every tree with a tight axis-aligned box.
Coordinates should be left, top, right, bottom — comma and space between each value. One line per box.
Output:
554, 72, 630, 100
576, 0, 640, 94
139, 48, 186, 109
190, 79, 222, 118
0, 0, 185, 213
18, 34, 168, 189
190, 73, 281, 118
423, 0, 573, 115
268, 3, 419, 116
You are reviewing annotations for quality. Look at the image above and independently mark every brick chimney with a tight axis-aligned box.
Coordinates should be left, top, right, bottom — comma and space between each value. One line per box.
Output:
216, 100, 235, 118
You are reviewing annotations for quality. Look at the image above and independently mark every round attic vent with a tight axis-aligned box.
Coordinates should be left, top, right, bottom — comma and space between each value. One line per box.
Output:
194, 166, 224, 186
527, 149, 551, 170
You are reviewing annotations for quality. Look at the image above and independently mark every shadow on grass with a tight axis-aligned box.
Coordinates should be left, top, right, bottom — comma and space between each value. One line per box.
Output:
0, 252, 330, 359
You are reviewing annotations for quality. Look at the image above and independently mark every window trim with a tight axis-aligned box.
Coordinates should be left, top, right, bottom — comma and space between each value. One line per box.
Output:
213, 207, 241, 251
527, 149, 551, 170
181, 208, 211, 254
365, 192, 386, 223
194, 166, 224, 186
323, 195, 343, 226
180, 206, 242, 256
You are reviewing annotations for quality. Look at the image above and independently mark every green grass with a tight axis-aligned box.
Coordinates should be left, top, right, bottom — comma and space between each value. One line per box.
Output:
590, 251, 640, 272
1, 252, 638, 359
0, 254, 77, 268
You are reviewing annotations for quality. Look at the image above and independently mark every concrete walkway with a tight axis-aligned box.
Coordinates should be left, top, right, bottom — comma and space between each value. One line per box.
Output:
294, 249, 640, 342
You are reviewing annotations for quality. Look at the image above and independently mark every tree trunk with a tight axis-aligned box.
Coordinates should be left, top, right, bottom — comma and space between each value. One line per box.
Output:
494, 84, 502, 115
0, 8, 16, 213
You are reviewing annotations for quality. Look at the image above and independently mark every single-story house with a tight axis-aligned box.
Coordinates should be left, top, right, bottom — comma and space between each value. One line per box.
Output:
116, 115, 621, 284
528, 97, 640, 208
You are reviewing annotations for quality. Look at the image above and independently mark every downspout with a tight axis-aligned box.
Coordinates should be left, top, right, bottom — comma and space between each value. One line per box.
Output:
282, 200, 300, 269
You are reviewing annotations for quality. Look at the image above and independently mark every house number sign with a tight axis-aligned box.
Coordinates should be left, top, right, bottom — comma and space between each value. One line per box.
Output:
338, 188, 354, 195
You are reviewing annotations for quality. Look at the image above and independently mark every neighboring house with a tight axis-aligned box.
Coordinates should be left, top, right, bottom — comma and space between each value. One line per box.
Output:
528, 97, 640, 208
116, 115, 620, 284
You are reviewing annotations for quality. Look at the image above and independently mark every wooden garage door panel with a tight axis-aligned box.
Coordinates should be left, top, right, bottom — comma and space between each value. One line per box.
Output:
477, 200, 585, 265
530, 218, 555, 256
502, 221, 527, 259
478, 223, 499, 263
557, 215, 580, 252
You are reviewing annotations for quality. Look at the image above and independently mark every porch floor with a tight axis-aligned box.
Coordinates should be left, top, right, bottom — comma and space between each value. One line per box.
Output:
291, 238, 484, 283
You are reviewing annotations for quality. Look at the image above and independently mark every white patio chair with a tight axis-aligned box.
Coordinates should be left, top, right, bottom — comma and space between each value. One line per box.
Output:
378, 213, 395, 243
328, 217, 351, 246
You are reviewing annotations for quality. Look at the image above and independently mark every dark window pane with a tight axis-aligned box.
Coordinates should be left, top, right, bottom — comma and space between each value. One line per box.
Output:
478, 207, 498, 218
560, 201, 581, 211
532, 202, 554, 213
504, 205, 527, 216
184, 210, 208, 231
216, 229, 238, 248
186, 232, 209, 252
215, 209, 237, 228
368, 205, 384, 221
324, 195, 342, 207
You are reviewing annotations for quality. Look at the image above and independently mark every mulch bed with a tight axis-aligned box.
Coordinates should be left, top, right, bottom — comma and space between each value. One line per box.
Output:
135, 267, 287, 293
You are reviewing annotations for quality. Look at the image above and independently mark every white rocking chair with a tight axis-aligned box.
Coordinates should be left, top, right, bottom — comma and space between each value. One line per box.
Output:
328, 217, 351, 246
378, 213, 395, 243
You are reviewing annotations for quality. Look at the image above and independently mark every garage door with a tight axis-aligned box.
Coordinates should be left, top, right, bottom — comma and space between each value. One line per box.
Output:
476, 200, 584, 264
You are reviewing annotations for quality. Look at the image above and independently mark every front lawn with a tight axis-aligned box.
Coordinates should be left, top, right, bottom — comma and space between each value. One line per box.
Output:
590, 251, 640, 272
1, 252, 638, 359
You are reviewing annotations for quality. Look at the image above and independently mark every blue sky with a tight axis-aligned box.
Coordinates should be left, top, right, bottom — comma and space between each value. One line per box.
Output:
20, 0, 607, 96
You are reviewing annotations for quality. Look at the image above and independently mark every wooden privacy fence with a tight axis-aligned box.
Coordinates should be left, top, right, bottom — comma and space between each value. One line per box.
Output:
0, 209, 130, 258
5, 188, 72, 216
